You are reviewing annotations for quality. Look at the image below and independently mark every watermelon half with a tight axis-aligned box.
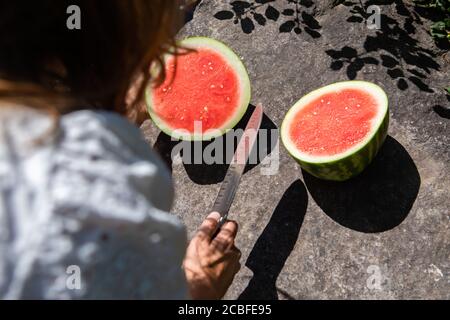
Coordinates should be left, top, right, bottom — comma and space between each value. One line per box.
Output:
146, 37, 251, 141
281, 81, 389, 181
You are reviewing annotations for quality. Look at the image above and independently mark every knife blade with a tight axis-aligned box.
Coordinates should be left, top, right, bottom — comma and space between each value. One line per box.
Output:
210, 103, 264, 232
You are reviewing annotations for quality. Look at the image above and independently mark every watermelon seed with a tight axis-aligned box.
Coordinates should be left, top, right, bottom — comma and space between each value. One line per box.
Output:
210, 84, 216, 89
220, 84, 224, 89
201, 71, 206, 75
225, 97, 231, 102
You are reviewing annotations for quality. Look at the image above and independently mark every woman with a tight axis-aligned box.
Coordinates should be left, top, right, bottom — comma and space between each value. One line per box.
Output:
0, 0, 241, 299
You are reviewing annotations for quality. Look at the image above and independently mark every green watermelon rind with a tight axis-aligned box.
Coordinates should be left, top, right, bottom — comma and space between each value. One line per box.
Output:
281, 81, 389, 181
146, 36, 251, 141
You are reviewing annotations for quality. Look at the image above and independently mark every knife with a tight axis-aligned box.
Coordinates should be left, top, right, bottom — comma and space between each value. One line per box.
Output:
210, 103, 264, 233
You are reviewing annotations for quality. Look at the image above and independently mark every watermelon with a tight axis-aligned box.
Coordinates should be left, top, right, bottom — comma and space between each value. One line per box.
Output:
281, 81, 389, 181
146, 37, 251, 141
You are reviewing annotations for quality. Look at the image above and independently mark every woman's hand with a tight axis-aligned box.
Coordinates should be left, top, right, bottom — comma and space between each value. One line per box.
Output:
183, 212, 242, 300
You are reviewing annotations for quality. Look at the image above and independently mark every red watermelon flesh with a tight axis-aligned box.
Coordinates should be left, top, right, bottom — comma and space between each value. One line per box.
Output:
152, 48, 240, 133
289, 88, 378, 157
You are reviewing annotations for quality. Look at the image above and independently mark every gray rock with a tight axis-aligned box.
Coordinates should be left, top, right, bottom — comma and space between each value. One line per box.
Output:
141, 0, 449, 299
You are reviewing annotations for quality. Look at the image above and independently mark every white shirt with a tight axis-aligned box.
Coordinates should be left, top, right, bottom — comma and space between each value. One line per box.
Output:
0, 107, 188, 299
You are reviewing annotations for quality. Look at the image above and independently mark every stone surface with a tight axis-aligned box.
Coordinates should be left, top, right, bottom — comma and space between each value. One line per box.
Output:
141, 0, 449, 299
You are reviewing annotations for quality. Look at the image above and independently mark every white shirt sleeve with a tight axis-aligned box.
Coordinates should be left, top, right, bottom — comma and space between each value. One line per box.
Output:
0, 109, 189, 299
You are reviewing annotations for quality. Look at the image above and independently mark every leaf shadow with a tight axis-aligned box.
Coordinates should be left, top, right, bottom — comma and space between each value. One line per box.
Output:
327, 0, 441, 92
214, 0, 322, 38
432, 105, 450, 119
432, 94, 450, 119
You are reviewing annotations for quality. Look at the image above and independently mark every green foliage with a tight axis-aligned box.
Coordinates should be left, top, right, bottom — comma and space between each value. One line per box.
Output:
413, 0, 450, 12
413, 0, 450, 41
430, 18, 450, 39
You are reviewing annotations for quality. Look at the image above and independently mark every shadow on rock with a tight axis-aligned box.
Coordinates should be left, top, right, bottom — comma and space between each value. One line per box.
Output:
303, 136, 420, 233
153, 133, 179, 173
432, 94, 450, 119
183, 0, 201, 24
433, 105, 450, 119
239, 180, 308, 300
184, 104, 278, 184
153, 104, 278, 185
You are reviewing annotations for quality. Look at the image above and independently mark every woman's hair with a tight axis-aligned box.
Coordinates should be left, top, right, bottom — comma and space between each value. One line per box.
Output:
0, 0, 182, 114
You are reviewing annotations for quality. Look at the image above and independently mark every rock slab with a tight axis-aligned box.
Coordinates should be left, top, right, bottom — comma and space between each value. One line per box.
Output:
141, 0, 449, 299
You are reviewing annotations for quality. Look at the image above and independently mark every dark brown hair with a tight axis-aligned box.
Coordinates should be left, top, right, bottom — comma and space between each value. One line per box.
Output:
0, 0, 182, 116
